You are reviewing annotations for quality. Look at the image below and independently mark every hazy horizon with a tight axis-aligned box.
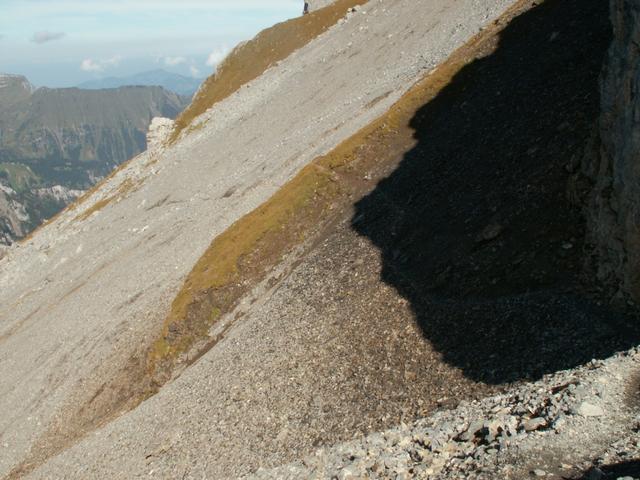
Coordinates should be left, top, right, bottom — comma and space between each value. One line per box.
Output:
0, 0, 302, 88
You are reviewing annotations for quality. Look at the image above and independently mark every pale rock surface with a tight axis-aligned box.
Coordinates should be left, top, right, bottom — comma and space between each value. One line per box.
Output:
146, 117, 175, 152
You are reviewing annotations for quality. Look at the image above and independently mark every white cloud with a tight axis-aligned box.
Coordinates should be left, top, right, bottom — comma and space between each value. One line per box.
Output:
80, 55, 122, 72
80, 59, 102, 72
164, 56, 187, 66
31, 31, 65, 44
206, 45, 230, 67
103, 55, 122, 67
189, 65, 201, 77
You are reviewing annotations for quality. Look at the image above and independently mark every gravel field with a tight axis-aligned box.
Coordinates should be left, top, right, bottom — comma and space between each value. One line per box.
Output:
0, 0, 517, 477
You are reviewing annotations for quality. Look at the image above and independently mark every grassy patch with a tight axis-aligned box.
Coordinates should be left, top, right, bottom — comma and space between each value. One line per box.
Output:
0, 163, 40, 193
170, 0, 368, 142
148, 159, 343, 373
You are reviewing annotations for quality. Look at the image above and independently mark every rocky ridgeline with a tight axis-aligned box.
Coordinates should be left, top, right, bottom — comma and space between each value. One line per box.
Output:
251, 348, 640, 479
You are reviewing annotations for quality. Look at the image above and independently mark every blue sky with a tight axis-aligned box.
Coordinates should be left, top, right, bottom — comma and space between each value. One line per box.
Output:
0, 0, 302, 87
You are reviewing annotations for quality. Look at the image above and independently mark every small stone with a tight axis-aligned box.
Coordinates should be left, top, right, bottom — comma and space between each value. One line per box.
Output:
476, 223, 503, 242
338, 467, 359, 480
458, 421, 484, 442
577, 402, 605, 417
523, 417, 547, 432
532, 469, 547, 477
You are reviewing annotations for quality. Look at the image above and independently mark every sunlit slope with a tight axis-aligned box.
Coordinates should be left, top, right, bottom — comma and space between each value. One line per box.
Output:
171, 0, 368, 141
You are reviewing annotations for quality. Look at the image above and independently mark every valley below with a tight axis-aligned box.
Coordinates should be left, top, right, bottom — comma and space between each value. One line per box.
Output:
0, 74, 189, 245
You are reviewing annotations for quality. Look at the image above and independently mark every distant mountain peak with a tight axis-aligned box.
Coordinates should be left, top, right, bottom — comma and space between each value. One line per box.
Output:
78, 69, 203, 96
0, 73, 34, 110
0, 73, 33, 89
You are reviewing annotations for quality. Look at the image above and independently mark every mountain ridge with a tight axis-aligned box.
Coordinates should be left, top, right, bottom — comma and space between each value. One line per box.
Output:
77, 69, 203, 96
0, 76, 189, 244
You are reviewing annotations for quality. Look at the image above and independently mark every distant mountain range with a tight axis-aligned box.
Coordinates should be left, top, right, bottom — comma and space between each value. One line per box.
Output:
78, 69, 203, 96
0, 73, 190, 243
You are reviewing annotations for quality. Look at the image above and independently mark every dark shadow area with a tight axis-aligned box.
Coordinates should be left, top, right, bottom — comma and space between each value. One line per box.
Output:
578, 461, 640, 479
352, 0, 640, 384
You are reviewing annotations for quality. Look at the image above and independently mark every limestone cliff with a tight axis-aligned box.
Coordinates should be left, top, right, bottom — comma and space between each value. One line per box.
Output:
584, 0, 640, 300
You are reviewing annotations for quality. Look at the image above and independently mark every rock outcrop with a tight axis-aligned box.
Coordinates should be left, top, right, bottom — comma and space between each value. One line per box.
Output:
146, 117, 175, 151
304, 0, 337, 13
584, 0, 640, 300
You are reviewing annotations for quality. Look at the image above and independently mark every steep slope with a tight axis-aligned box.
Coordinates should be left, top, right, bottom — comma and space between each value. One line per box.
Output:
39, 1, 640, 478
171, 0, 369, 141
78, 69, 203, 96
0, 0, 518, 478
4, 0, 639, 478
0, 82, 189, 244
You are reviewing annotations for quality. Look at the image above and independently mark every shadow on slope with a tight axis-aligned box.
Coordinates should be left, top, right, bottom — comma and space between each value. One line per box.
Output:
352, 0, 640, 384
578, 461, 640, 480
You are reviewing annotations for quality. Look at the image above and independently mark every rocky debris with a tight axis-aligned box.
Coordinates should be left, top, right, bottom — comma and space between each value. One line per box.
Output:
568, 413, 640, 479
582, 0, 640, 301
250, 350, 640, 479
338, 4, 365, 25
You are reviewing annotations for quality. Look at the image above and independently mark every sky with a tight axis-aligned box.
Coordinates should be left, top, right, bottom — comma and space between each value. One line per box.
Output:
0, 0, 303, 87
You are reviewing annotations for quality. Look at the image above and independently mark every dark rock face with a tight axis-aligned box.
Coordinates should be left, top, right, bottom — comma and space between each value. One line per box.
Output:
584, 0, 640, 300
